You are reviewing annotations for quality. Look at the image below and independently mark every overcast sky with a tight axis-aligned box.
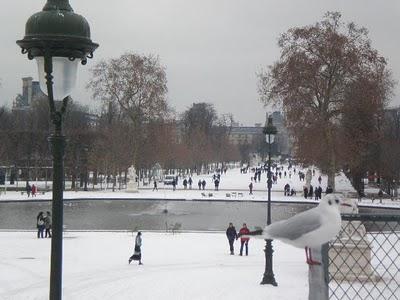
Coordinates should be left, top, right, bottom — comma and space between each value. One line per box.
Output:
1, 0, 399, 125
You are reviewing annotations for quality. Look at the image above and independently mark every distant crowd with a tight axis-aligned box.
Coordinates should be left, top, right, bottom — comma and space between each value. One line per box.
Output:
153, 167, 228, 192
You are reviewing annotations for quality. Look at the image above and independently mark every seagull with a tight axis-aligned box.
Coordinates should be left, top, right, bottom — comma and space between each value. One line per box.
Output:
243, 194, 350, 265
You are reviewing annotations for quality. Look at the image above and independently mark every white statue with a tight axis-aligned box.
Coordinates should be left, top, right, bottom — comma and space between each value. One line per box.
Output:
305, 169, 312, 190
126, 165, 138, 193
128, 165, 136, 180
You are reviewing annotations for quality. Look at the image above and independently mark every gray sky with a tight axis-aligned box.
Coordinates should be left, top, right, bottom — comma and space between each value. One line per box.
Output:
1, 0, 399, 125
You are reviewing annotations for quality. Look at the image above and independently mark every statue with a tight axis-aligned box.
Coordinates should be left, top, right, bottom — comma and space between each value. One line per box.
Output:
126, 165, 138, 193
305, 169, 312, 190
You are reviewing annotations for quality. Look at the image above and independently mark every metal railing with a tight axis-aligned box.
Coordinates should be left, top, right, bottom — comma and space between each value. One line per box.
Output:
328, 214, 400, 300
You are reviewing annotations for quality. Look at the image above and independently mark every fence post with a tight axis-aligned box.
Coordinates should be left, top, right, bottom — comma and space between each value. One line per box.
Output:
308, 243, 329, 300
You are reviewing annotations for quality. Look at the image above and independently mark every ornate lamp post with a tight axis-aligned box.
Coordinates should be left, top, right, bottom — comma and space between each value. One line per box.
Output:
261, 115, 278, 286
17, 1, 98, 299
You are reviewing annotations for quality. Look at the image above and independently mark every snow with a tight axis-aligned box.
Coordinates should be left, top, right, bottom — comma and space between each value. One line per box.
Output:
0, 231, 308, 300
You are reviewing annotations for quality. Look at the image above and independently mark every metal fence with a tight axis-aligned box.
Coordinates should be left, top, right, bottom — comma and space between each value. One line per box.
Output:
328, 214, 400, 300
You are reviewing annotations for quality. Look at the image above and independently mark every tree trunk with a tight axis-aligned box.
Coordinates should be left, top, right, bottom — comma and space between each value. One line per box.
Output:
71, 172, 76, 190
325, 127, 336, 191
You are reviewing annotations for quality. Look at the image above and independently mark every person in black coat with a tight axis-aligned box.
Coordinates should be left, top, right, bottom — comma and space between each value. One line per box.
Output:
226, 223, 237, 255
214, 179, 219, 191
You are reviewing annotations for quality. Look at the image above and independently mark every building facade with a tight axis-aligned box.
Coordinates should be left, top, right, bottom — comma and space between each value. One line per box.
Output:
13, 77, 46, 109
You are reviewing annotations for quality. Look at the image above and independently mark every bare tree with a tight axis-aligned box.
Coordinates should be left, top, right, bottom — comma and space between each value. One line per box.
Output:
258, 12, 393, 190
87, 53, 169, 169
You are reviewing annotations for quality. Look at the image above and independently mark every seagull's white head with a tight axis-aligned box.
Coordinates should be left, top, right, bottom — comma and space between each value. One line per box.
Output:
319, 194, 350, 211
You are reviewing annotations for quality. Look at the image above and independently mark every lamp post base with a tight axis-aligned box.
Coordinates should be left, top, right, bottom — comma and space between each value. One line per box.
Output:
260, 274, 278, 286
261, 239, 278, 286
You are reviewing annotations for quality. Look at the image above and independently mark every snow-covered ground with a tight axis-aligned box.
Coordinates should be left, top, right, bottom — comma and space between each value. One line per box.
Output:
0, 231, 308, 300
1, 166, 399, 208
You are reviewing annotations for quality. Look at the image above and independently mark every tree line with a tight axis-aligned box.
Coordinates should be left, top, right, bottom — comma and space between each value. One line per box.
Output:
0, 53, 246, 189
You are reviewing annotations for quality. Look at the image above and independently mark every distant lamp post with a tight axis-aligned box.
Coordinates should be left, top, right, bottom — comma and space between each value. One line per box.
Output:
17, 1, 98, 299
261, 115, 278, 286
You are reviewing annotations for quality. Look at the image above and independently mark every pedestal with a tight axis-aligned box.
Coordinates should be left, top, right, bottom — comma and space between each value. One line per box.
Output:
329, 198, 377, 282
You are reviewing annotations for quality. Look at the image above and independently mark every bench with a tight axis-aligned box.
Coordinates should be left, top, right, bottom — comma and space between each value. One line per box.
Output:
21, 191, 46, 196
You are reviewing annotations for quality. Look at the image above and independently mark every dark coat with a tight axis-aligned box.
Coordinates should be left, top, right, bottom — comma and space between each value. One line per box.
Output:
226, 226, 237, 241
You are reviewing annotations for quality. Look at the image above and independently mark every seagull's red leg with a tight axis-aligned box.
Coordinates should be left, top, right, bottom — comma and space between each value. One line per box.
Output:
305, 247, 309, 264
306, 247, 321, 265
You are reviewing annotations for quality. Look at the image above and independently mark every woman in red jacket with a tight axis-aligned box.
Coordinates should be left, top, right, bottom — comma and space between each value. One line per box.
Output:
238, 223, 250, 256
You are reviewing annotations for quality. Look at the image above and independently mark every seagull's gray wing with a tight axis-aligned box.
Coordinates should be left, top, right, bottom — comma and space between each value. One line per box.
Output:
266, 208, 322, 241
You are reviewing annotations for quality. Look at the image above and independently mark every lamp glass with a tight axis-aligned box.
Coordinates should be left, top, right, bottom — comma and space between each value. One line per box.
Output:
36, 57, 79, 100
265, 134, 275, 144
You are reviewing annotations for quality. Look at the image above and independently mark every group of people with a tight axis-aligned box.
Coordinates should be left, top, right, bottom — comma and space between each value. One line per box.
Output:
302, 185, 324, 199
283, 183, 296, 196
226, 223, 251, 256
36, 211, 52, 238
26, 183, 38, 197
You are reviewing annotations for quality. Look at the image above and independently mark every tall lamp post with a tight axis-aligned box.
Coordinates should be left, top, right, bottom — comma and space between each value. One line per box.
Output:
17, 1, 98, 299
261, 115, 278, 286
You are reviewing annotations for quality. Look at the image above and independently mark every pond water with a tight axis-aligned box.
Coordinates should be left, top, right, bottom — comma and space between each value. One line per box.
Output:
0, 199, 397, 231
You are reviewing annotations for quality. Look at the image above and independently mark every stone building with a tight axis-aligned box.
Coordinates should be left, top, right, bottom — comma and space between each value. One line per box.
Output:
13, 77, 46, 109
228, 124, 263, 145
269, 111, 292, 157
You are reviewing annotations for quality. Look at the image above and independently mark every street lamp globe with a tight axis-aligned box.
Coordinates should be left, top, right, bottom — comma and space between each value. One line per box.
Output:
263, 116, 277, 145
17, 0, 98, 103
36, 57, 79, 100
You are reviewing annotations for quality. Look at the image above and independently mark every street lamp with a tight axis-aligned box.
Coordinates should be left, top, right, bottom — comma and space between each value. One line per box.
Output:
261, 115, 278, 286
17, 1, 98, 299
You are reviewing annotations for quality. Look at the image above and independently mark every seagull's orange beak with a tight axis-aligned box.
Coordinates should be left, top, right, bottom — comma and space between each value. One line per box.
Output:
340, 203, 352, 207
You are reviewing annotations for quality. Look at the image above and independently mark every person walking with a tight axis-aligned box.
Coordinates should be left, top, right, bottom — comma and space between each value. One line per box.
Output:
284, 183, 290, 196
198, 179, 202, 190
183, 178, 188, 190
317, 186, 323, 199
248, 181, 253, 195
201, 179, 206, 190
44, 211, 52, 238
31, 184, 37, 197
36, 212, 45, 238
26, 183, 32, 197
153, 180, 158, 191
172, 179, 176, 191
238, 223, 250, 256
129, 232, 143, 265
188, 177, 193, 189
214, 179, 219, 191
308, 185, 314, 199
303, 186, 308, 199
226, 222, 237, 255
